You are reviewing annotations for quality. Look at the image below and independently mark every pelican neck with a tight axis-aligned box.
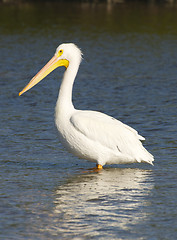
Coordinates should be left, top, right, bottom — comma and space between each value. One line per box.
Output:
56, 60, 80, 114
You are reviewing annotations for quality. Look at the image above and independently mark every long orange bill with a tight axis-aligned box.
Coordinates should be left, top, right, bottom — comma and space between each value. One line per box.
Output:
19, 55, 69, 96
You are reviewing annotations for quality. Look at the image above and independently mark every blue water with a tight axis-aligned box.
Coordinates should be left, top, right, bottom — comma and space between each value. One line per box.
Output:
0, 2, 177, 239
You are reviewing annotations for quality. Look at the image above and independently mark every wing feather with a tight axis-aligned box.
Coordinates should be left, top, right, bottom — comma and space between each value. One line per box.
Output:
70, 110, 153, 164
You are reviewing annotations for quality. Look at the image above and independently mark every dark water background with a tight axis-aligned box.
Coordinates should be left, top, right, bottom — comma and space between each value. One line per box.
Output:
0, 1, 177, 239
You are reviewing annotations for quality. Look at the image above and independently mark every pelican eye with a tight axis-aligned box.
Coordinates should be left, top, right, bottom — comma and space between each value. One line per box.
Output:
59, 49, 63, 55
57, 49, 63, 57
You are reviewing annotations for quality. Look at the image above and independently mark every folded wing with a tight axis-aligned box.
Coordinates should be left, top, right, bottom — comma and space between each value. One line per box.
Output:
70, 110, 154, 165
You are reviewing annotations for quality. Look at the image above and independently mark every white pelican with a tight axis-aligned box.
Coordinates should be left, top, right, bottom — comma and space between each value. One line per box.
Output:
19, 43, 154, 169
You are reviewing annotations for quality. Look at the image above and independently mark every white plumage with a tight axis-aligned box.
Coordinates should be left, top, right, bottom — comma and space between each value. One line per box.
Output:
19, 43, 154, 169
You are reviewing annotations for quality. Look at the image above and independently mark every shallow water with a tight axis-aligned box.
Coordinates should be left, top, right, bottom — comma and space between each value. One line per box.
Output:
0, 1, 177, 239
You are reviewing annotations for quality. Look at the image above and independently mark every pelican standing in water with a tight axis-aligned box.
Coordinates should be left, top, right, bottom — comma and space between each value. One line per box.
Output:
19, 43, 154, 169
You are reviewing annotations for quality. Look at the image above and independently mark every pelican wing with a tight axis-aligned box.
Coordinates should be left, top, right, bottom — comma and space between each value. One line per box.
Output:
70, 110, 154, 164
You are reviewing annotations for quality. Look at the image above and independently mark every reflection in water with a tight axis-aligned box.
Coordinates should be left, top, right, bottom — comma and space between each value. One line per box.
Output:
52, 168, 153, 238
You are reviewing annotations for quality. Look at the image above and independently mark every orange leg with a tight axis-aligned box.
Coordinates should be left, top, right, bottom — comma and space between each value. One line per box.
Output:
96, 164, 103, 170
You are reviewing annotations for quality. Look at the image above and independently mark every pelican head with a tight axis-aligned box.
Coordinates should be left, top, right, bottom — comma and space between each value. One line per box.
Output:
19, 43, 82, 96
56, 43, 82, 65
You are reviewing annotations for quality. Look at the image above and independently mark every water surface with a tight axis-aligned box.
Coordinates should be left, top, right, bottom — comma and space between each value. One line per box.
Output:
0, 1, 177, 239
